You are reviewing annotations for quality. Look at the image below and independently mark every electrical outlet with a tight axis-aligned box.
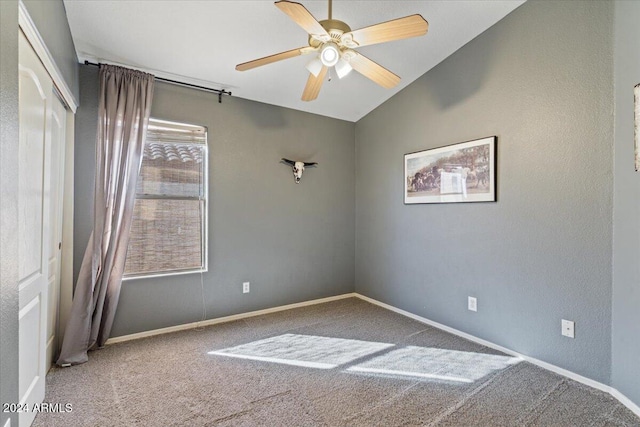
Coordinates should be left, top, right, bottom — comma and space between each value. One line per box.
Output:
468, 296, 477, 312
561, 319, 575, 338
243, 282, 250, 294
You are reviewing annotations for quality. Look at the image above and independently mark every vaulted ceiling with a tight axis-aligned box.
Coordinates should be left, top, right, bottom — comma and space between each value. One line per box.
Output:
63, 0, 525, 122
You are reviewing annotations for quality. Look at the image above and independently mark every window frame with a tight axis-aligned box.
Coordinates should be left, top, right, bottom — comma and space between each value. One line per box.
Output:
123, 118, 208, 281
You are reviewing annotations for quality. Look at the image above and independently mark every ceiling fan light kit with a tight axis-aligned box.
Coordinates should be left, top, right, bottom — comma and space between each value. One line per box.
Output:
320, 42, 340, 67
334, 58, 352, 79
305, 57, 323, 77
236, 0, 429, 101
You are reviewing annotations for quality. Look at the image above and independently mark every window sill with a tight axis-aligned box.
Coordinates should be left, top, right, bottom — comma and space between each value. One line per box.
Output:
122, 268, 207, 281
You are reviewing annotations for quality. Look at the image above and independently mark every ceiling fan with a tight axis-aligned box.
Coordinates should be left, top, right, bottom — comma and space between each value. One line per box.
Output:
236, 0, 429, 101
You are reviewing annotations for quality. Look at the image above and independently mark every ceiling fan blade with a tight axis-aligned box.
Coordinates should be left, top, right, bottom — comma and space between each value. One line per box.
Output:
236, 46, 316, 71
343, 14, 428, 48
301, 65, 328, 101
349, 52, 400, 89
275, 1, 329, 39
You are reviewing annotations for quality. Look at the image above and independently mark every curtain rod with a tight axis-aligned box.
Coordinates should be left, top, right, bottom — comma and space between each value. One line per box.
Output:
84, 61, 232, 103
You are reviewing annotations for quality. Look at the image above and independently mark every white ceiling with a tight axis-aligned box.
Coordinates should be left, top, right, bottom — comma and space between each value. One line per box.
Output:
63, 0, 525, 122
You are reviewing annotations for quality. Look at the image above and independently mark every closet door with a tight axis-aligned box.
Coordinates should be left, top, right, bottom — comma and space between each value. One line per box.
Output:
46, 92, 67, 373
18, 30, 52, 427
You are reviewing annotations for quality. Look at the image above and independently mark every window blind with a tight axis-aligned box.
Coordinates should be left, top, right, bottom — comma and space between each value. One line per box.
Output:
124, 119, 208, 278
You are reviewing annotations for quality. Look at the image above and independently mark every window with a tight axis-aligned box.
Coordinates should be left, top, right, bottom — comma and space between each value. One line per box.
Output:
124, 118, 208, 278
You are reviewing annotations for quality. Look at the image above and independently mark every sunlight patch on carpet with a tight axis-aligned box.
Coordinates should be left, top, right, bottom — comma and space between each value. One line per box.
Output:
209, 334, 521, 383
209, 334, 393, 369
346, 346, 521, 383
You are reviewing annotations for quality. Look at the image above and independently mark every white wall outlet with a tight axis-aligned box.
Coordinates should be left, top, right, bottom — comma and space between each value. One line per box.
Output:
468, 296, 477, 312
561, 319, 575, 338
243, 282, 250, 294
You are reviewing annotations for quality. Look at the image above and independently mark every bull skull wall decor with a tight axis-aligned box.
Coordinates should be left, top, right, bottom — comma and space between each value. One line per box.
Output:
282, 158, 318, 183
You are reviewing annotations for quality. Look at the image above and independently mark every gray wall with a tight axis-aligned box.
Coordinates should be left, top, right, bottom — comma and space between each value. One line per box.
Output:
74, 65, 355, 337
612, 0, 640, 407
1, 3, 78, 425
355, 0, 614, 384
22, 0, 79, 103
0, 2, 20, 426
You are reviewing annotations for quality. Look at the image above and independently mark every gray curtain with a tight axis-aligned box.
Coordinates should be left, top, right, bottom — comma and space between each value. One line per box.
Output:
57, 65, 154, 366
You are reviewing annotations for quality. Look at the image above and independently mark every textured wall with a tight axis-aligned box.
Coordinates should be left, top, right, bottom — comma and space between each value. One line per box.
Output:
612, 0, 640, 407
355, 0, 614, 383
74, 65, 355, 337
0, 2, 20, 426
73, 66, 98, 291
22, 0, 79, 102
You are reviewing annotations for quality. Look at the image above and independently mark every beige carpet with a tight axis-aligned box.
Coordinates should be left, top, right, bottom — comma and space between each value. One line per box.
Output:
35, 298, 639, 426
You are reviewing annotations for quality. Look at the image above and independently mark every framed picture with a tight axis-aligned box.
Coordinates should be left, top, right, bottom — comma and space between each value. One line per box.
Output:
635, 83, 639, 172
404, 136, 496, 204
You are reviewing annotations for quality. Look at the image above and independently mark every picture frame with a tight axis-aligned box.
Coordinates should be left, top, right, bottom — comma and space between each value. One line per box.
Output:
635, 83, 639, 172
404, 136, 496, 204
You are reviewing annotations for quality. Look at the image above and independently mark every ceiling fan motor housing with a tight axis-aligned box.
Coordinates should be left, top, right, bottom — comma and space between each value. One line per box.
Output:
309, 19, 352, 48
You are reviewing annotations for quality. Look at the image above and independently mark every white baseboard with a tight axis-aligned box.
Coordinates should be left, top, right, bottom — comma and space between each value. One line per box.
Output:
353, 293, 640, 418
105, 293, 357, 345
610, 388, 640, 417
